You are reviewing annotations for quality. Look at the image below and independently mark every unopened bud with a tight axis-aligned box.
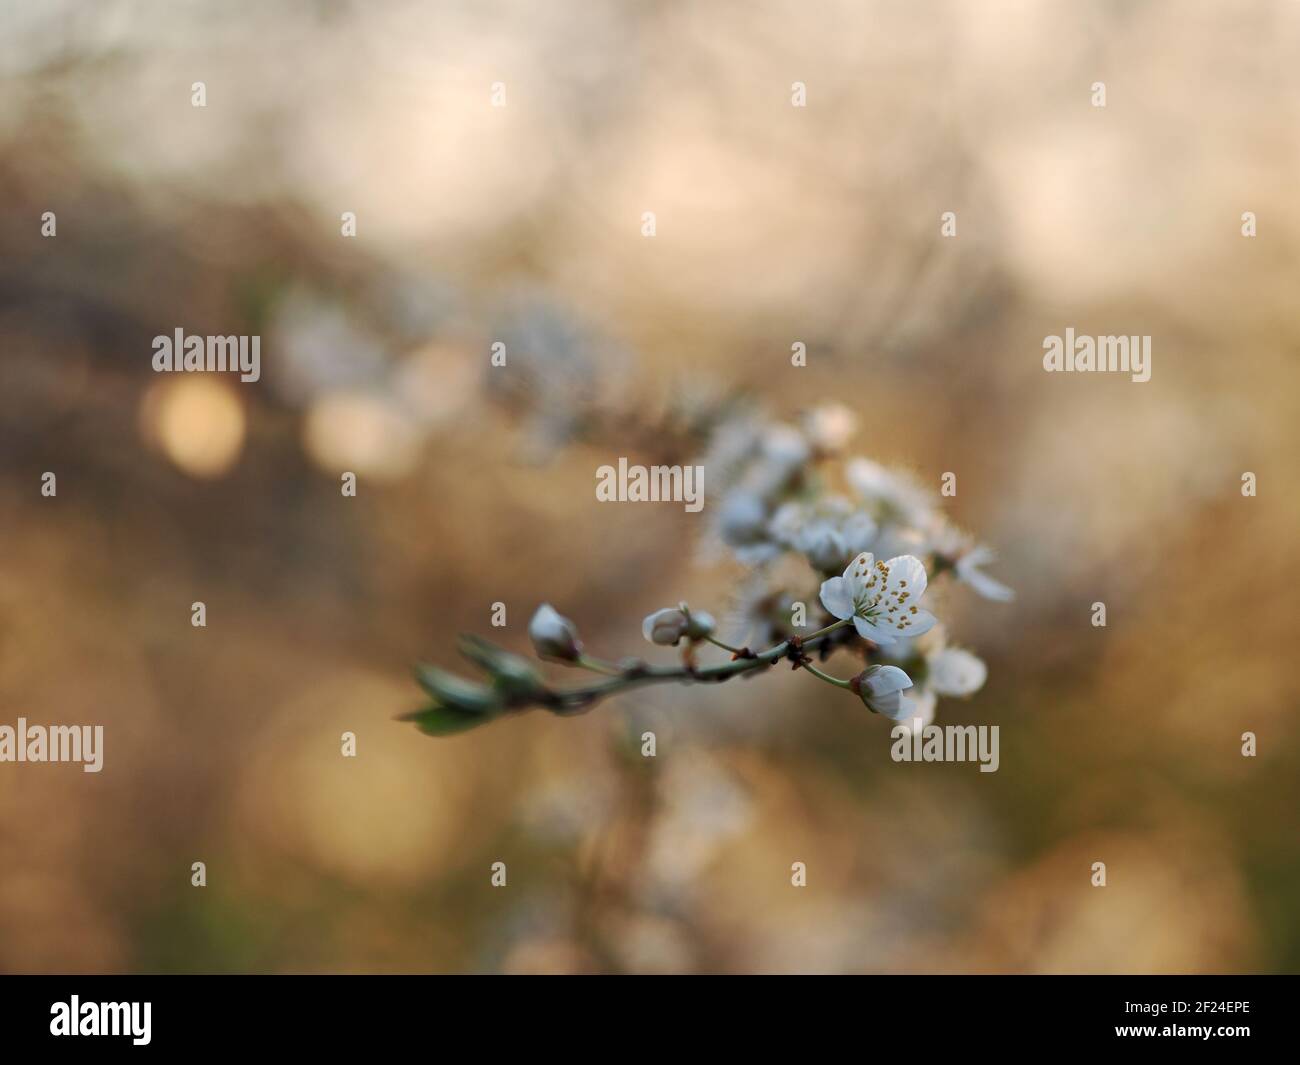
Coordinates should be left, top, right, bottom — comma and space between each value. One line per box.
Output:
643, 607, 690, 646
643, 607, 717, 646
528, 603, 583, 661
849, 665, 913, 719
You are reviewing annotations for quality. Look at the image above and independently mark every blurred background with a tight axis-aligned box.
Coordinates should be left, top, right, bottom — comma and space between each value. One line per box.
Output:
1, 0, 1297, 974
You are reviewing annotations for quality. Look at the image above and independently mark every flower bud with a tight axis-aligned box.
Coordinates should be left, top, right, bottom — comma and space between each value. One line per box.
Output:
685, 610, 716, 641
762, 424, 812, 472
718, 492, 768, 544
642, 607, 717, 646
802, 403, 857, 456
798, 525, 848, 573
849, 665, 913, 719
528, 603, 583, 661
642, 607, 689, 646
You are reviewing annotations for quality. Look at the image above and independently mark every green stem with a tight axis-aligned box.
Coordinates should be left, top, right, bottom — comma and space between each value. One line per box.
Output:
575, 655, 625, 677
800, 662, 850, 689
799, 618, 853, 642
703, 634, 747, 656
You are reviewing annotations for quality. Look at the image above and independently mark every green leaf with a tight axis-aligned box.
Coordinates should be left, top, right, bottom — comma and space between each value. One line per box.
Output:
400, 702, 494, 737
457, 635, 544, 699
413, 664, 503, 714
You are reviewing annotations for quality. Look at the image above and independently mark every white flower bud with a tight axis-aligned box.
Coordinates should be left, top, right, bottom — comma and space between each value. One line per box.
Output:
642, 608, 690, 646
928, 648, 987, 697
643, 607, 717, 646
761, 424, 812, 472
528, 603, 583, 661
850, 665, 913, 719
718, 492, 768, 543
798, 524, 848, 572
803, 404, 857, 455
685, 610, 716, 641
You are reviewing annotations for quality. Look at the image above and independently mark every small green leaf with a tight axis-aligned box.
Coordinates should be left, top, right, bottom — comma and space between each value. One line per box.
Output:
400, 702, 494, 736
457, 635, 545, 699
413, 664, 503, 714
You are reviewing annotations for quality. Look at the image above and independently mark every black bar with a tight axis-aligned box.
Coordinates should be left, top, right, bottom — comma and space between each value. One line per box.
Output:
0, 975, 1290, 1052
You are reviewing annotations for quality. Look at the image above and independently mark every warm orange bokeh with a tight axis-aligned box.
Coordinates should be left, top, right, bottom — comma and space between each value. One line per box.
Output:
0, 1, 1296, 974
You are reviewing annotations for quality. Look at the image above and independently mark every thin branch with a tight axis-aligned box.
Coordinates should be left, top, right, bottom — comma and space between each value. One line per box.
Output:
548, 618, 852, 713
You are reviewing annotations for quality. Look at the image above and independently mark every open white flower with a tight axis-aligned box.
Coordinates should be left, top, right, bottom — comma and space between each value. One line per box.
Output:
818, 551, 937, 645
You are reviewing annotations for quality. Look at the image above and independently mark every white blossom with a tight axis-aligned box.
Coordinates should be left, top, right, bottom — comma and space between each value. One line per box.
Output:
716, 490, 781, 564
886, 626, 988, 730
769, 497, 876, 573
818, 552, 937, 645
846, 457, 936, 526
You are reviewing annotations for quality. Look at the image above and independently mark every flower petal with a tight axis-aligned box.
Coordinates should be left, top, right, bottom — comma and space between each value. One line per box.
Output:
818, 575, 854, 620
853, 615, 895, 645
845, 458, 891, 499
883, 554, 928, 600
902, 608, 937, 638
896, 688, 938, 728
841, 512, 878, 555
844, 551, 875, 580
799, 524, 847, 572
964, 567, 1015, 602
863, 665, 912, 696
928, 648, 986, 696
869, 689, 906, 719
957, 546, 1015, 602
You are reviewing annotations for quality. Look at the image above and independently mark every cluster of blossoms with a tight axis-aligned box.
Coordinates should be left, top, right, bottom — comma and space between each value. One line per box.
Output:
405, 404, 1009, 736
696, 403, 1010, 724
